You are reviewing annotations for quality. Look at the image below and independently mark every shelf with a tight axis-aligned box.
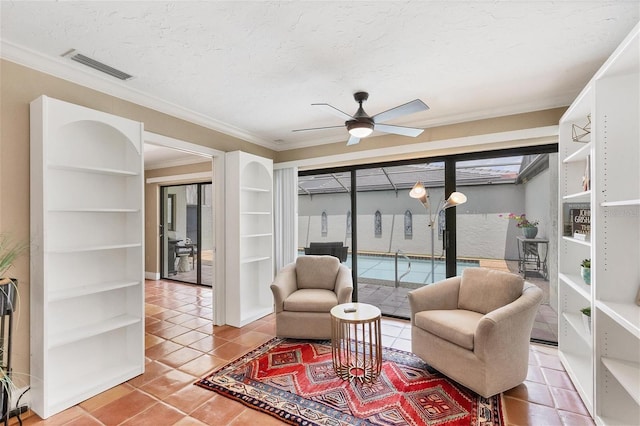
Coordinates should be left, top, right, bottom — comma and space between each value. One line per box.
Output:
48, 242, 141, 253
49, 164, 139, 176
241, 186, 270, 192
563, 312, 592, 347
48, 208, 140, 213
241, 233, 272, 238
241, 256, 271, 264
49, 362, 142, 415
601, 199, 640, 207
597, 300, 640, 339
601, 357, 640, 405
241, 211, 271, 215
563, 191, 591, 202
49, 280, 140, 302
562, 236, 592, 247
559, 351, 593, 412
563, 142, 592, 163
559, 273, 592, 300
49, 314, 140, 349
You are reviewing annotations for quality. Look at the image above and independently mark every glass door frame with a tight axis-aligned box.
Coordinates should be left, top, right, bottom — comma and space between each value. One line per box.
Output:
160, 181, 212, 286
299, 143, 558, 305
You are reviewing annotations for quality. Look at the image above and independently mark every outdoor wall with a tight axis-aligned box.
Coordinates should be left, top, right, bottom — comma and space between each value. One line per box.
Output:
299, 183, 532, 260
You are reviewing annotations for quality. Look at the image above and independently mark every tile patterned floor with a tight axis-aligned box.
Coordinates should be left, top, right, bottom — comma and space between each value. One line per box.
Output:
17, 280, 591, 426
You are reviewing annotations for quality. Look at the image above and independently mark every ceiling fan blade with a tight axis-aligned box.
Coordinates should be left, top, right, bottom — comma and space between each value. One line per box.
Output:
372, 99, 429, 123
312, 103, 354, 121
346, 135, 361, 146
292, 125, 345, 132
374, 123, 424, 137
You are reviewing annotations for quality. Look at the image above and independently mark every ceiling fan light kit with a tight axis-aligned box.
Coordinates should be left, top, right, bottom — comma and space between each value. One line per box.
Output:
294, 91, 429, 146
346, 119, 374, 138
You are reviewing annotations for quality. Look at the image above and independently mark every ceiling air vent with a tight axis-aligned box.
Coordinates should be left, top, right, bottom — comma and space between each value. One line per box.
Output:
63, 49, 134, 81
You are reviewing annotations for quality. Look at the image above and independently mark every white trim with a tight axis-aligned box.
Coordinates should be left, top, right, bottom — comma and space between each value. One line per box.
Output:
2, 40, 278, 150
142, 131, 226, 326
145, 156, 211, 171
146, 172, 211, 184
145, 272, 160, 280
144, 131, 224, 157
274, 125, 559, 170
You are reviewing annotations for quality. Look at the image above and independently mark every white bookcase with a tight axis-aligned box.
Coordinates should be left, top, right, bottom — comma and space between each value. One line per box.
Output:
30, 96, 145, 418
558, 23, 639, 425
225, 151, 274, 327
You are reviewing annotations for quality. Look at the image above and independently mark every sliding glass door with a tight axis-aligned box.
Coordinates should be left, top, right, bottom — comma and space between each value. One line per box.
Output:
160, 182, 213, 286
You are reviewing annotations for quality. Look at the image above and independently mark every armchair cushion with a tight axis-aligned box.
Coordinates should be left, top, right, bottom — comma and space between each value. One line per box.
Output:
295, 255, 340, 290
415, 309, 483, 350
458, 267, 524, 314
283, 289, 338, 313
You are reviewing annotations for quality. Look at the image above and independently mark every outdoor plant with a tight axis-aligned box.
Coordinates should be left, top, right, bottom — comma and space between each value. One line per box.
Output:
499, 213, 540, 228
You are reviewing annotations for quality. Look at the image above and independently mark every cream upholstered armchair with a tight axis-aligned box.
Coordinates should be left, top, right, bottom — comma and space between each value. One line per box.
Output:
408, 267, 543, 398
270, 255, 353, 339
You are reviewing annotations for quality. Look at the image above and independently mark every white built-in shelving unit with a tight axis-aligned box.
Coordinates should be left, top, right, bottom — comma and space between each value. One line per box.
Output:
225, 151, 274, 327
558, 23, 639, 425
30, 96, 144, 418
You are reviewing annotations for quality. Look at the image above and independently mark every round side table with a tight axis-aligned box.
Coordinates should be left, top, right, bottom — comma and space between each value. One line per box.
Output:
330, 302, 382, 383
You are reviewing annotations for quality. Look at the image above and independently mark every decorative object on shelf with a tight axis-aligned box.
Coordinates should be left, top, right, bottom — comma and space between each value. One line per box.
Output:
570, 208, 591, 240
580, 306, 591, 333
321, 211, 328, 236
580, 259, 591, 285
410, 182, 467, 283
500, 213, 539, 238
571, 114, 591, 143
582, 155, 591, 191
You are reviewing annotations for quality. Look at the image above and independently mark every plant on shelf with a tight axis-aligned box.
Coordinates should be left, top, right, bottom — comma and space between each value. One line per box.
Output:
580, 258, 591, 285
500, 213, 540, 238
580, 306, 592, 334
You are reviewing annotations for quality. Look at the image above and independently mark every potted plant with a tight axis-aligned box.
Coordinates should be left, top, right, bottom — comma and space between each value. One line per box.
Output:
0, 234, 27, 421
580, 306, 591, 333
580, 258, 591, 285
500, 213, 540, 238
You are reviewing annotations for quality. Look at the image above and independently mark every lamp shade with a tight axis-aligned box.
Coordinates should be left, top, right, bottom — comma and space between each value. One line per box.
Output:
443, 191, 467, 209
347, 120, 374, 138
409, 181, 428, 205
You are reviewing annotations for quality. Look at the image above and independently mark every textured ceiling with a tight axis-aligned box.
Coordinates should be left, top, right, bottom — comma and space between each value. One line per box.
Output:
1, 1, 639, 151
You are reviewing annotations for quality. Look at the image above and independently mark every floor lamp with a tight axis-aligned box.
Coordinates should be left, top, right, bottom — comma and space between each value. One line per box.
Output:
409, 182, 467, 283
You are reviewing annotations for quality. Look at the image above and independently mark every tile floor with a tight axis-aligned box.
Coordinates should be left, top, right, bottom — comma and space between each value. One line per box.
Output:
17, 280, 592, 426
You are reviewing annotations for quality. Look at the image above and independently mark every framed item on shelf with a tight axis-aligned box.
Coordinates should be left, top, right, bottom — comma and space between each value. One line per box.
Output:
563, 203, 589, 236
570, 208, 591, 239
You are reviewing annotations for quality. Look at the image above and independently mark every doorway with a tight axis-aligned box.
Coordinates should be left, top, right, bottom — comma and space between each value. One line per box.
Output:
160, 182, 213, 286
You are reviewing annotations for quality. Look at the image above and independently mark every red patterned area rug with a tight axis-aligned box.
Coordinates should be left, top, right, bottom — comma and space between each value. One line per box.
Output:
196, 338, 504, 426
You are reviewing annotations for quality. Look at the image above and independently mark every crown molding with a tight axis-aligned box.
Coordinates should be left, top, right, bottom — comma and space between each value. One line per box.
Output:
1, 40, 279, 150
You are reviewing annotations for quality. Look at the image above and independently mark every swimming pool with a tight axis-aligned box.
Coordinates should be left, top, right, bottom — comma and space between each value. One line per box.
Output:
299, 251, 479, 286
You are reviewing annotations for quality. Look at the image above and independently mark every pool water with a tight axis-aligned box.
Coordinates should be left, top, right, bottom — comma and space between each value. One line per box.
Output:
350, 255, 478, 285
299, 251, 479, 286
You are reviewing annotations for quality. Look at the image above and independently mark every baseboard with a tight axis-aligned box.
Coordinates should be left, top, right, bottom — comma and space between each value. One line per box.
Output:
145, 271, 160, 280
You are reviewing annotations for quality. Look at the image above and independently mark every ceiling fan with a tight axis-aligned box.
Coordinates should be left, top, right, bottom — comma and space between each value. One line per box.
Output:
293, 91, 429, 146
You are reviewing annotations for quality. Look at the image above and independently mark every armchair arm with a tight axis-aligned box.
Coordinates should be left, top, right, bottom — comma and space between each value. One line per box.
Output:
334, 264, 353, 304
270, 263, 298, 313
408, 276, 461, 324
474, 283, 543, 362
